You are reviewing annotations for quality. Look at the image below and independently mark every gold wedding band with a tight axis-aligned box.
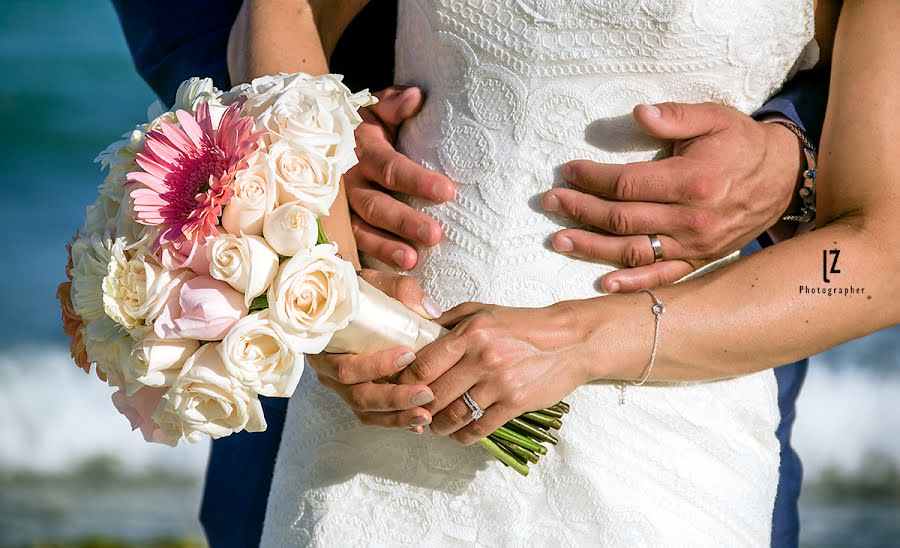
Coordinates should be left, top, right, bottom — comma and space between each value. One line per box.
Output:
648, 234, 664, 262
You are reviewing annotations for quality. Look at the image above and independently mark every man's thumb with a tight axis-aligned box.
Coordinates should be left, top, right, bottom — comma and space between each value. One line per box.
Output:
371, 86, 426, 130
632, 102, 725, 141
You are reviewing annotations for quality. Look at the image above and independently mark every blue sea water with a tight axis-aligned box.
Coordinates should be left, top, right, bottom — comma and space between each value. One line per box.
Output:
0, 1, 897, 547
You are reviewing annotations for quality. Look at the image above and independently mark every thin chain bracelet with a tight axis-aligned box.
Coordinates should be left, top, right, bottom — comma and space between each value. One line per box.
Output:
617, 289, 666, 405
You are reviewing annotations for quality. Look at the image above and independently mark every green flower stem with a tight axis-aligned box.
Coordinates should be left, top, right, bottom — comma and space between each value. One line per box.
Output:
493, 426, 548, 455
492, 436, 540, 464
479, 437, 529, 477
554, 401, 571, 413
536, 407, 564, 419
507, 417, 558, 446
316, 219, 330, 245
521, 411, 563, 430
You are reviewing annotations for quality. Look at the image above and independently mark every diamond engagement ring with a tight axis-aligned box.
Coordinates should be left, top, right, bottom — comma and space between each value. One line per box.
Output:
462, 391, 485, 420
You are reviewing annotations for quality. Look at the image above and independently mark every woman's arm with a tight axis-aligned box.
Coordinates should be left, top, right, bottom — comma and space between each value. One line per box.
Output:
227, 0, 368, 268
580, 0, 899, 381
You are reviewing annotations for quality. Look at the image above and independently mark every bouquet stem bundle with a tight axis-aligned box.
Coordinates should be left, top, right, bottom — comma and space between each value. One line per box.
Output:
478, 401, 570, 476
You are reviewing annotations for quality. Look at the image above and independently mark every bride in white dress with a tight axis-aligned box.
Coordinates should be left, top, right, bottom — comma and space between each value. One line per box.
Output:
256, 1, 817, 545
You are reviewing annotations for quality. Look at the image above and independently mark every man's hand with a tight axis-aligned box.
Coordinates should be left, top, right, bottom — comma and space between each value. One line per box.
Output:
541, 102, 803, 293
347, 86, 456, 270
306, 269, 444, 433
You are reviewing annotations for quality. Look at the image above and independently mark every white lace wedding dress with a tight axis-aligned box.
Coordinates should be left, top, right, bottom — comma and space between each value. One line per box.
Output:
262, 1, 816, 545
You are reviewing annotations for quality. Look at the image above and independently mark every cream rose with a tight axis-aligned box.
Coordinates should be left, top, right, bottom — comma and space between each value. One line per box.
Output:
102, 248, 195, 332
208, 234, 280, 306
263, 202, 318, 256
123, 333, 200, 393
221, 151, 275, 236
154, 343, 267, 444
267, 140, 338, 215
220, 310, 303, 397
267, 243, 359, 353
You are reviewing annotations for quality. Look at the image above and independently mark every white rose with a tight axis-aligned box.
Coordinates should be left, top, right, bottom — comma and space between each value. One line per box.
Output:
123, 333, 200, 393
263, 202, 318, 256
221, 151, 275, 236
172, 77, 218, 112
268, 140, 338, 216
220, 310, 303, 397
231, 72, 317, 118
267, 243, 360, 353
237, 73, 375, 173
153, 343, 267, 443
102, 248, 195, 332
208, 234, 280, 306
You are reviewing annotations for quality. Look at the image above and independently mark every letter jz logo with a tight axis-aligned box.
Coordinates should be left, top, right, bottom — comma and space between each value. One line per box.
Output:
823, 249, 841, 283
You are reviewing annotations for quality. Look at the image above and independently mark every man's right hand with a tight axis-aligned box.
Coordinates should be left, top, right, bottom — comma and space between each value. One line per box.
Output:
347, 86, 456, 270
306, 269, 444, 432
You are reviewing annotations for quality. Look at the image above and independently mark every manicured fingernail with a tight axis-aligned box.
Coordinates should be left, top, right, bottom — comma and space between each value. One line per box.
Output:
392, 249, 407, 267
396, 352, 416, 368
416, 224, 431, 243
409, 416, 430, 427
543, 194, 560, 212
607, 281, 621, 293
423, 296, 443, 319
641, 104, 662, 117
553, 236, 573, 252
411, 390, 434, 406
562, 164, 573, 182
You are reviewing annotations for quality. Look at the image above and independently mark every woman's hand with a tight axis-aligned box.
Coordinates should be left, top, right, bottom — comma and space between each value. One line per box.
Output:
307, 269, 443, 433
394, 302, 597, 445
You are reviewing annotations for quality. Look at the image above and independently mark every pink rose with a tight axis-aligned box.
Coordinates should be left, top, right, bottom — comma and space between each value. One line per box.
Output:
154, 276, 248, 341
111, 385, 177, 446
159, 233, 215, 276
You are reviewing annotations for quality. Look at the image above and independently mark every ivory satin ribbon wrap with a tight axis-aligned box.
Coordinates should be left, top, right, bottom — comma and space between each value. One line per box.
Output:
324, 278, 447, 354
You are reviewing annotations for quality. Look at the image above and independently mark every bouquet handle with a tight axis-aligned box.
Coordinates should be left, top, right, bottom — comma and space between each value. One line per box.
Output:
324, 277, 447, 354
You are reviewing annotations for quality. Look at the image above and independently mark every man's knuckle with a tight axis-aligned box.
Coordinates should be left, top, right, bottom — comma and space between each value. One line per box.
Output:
358, 195, 380, 223
609, 208, 631, 235
613, 170, 636, 200
379, 156, 399, 188
662, 102, 685, 124
334, 360, 355, 384
623, 241, 647, 267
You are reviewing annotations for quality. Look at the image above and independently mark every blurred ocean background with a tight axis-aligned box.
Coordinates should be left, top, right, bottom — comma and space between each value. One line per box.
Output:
1, 1, 897, 547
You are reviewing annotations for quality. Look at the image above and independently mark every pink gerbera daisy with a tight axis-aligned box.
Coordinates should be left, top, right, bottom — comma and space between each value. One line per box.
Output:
128, 102, 261, 269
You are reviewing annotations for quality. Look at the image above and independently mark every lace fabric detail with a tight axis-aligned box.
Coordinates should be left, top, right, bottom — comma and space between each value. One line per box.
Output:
263, 1, 814, 545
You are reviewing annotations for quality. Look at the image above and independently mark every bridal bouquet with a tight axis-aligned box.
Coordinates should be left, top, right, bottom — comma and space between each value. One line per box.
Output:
57, 72, 565, 476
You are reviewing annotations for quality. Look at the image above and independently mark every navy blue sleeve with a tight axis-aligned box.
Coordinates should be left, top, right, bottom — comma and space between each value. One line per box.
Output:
753, 69, 830, 144
110, 0, 243, 107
